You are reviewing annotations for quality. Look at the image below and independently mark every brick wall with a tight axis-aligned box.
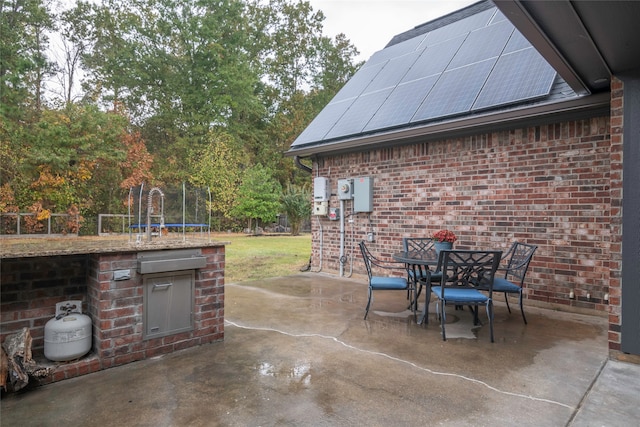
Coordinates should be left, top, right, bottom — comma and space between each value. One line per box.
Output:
608, 77, 624, 353
312, 115, 612, 314
87, 247, 225, 369
0, 255, 88, 349
0, 245, 225, 385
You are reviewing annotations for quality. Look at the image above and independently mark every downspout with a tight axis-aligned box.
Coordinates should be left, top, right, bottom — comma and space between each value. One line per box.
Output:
294, 156, 312, 173
294, 156, 322, 271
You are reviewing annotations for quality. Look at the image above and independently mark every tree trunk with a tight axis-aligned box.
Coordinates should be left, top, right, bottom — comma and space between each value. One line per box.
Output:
1, 347, 8, 391
2, 328, 53, 391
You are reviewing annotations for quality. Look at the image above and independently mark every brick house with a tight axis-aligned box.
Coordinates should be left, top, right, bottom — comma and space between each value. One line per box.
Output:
286, 0, 640, 361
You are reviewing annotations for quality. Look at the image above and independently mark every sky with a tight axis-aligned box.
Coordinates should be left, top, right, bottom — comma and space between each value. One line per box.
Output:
307, 0, 478, 62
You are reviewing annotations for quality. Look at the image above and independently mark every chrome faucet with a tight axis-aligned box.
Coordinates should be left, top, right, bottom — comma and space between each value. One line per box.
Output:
146, 187, 165, 241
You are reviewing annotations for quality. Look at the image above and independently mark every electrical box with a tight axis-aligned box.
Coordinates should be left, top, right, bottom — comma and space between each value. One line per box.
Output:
313, 201, 328, 216
337, 179, 354, 200
353, 177, 373, 212
329, 207, 339, 220
314, 177, 330, 202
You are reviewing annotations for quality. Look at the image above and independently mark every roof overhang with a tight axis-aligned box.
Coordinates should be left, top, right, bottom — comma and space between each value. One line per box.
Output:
288, 0, 640, 159
286, 92, 609, 158
494, 1, 640, 94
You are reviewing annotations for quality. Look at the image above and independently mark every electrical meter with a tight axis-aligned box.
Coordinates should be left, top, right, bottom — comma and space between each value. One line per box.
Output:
337, 179, 353, 200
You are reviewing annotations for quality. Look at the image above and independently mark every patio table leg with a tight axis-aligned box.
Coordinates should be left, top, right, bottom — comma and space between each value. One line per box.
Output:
418, 278, 430, 325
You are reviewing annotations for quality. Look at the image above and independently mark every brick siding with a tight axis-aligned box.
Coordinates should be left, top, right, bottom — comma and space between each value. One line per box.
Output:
312, 114, 613, 315
608, 77, 624, 354
0, 245, 224, 385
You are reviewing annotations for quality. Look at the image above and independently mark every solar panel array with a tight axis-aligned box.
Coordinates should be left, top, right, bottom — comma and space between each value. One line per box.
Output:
292, 5, 560, 148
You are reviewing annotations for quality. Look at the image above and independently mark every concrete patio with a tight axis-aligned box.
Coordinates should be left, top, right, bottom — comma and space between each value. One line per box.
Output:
2, 273, 639, 426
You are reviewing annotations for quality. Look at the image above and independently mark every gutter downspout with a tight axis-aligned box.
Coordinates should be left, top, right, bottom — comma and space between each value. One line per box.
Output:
294, 156, 312, 173
294, 156, 322, 271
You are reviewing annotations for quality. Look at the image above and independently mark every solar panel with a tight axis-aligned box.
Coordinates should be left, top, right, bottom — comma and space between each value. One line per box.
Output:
291, 4, 569, 149
411, 58, 496, 122
448, 20, 513, 68
362, 51, 421, 94
503, 29, 531, 53
424, 8, 494, 46
331, 61, 387, 102
400, 35, 465, 83
473, 47, 556, 110
324, 89, 394, 139
366, 33, 427, 65
290, 99, 354, 146
489, 9, 508, 25
364, 76, 439, 131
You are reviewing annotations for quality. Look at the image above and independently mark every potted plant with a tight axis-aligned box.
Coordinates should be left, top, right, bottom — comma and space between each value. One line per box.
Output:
432, 229, 457, 253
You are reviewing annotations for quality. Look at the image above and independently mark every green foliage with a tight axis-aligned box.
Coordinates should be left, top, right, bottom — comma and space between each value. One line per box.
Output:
0, 0, 56, 117
231, 164, 282, 232
1, 0, 361, 233
280, 183, 311, 235
189, 130, 248, 219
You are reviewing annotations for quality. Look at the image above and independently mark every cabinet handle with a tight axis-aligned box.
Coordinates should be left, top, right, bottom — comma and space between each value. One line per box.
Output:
153, 283, 173, 290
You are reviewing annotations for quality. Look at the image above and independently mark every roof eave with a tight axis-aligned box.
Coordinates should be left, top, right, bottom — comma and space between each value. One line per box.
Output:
286, 93, 610, 158
493, 0, 610, 95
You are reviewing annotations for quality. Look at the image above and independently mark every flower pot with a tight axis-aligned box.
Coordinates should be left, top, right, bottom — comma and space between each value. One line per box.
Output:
434, 241, 453, 254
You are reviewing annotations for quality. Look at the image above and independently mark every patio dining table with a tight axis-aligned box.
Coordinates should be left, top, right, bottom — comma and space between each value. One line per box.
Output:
393, 250, 440, 325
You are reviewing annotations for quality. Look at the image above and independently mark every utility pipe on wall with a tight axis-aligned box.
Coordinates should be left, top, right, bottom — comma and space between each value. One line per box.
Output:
339, 199, 345, 277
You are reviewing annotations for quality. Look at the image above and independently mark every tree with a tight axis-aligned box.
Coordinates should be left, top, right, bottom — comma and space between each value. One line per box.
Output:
231, 164, 282, 233
68, 0, 264, 184
280, 183, 310, 235
189, 129, 248, 223
1, 0, 363, 236
0, 0, 56, 118
245, 0, 361, 186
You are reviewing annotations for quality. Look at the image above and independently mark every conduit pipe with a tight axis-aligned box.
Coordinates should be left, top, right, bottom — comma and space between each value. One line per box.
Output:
339, 199, 345, 277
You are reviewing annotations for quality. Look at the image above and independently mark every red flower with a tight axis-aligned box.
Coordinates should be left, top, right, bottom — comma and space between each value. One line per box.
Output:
432, 229, 457, 243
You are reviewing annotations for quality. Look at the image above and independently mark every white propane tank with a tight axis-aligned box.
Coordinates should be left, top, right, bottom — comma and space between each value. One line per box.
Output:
44, 300, 92, 362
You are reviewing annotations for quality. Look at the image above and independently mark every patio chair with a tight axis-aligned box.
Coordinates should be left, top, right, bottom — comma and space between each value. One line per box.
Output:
358, 241, 414, 320
431, 250, 502, 342
402, 237, 443, 303
488, 242, 537, 324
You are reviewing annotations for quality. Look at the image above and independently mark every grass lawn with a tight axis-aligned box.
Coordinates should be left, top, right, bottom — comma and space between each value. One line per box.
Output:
213, 233, 312, 283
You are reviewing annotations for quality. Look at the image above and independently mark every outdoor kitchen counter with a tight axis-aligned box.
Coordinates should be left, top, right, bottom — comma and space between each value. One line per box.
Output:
1, 235, 227, 387
0, 235, 228, 259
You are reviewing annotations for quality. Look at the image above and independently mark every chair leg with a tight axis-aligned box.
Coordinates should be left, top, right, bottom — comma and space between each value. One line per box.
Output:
364, 287, 373, 319
519, 292, 528, 324
440, 301, 447, 341
486, 301, 494, 343
469, 305, 481, 325
504, 293, 512, 313
407, 280, 421, 311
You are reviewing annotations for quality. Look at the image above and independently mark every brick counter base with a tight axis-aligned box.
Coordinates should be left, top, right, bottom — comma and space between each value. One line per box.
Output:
1, 244, 225, 386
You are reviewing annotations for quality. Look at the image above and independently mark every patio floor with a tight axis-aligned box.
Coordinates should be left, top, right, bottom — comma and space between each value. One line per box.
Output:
2, 273, 639, 426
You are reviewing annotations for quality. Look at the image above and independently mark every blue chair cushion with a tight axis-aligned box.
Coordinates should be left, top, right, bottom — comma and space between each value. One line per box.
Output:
431, 286, 489, 303
371, 276, 408, 290
492, 278, 522, 293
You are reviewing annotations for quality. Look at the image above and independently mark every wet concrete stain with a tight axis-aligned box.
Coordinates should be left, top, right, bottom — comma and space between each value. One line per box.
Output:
1, 274, 609, 426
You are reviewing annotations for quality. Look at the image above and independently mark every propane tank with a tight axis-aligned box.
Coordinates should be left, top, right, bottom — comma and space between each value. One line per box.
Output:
44, 300, 92, 362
